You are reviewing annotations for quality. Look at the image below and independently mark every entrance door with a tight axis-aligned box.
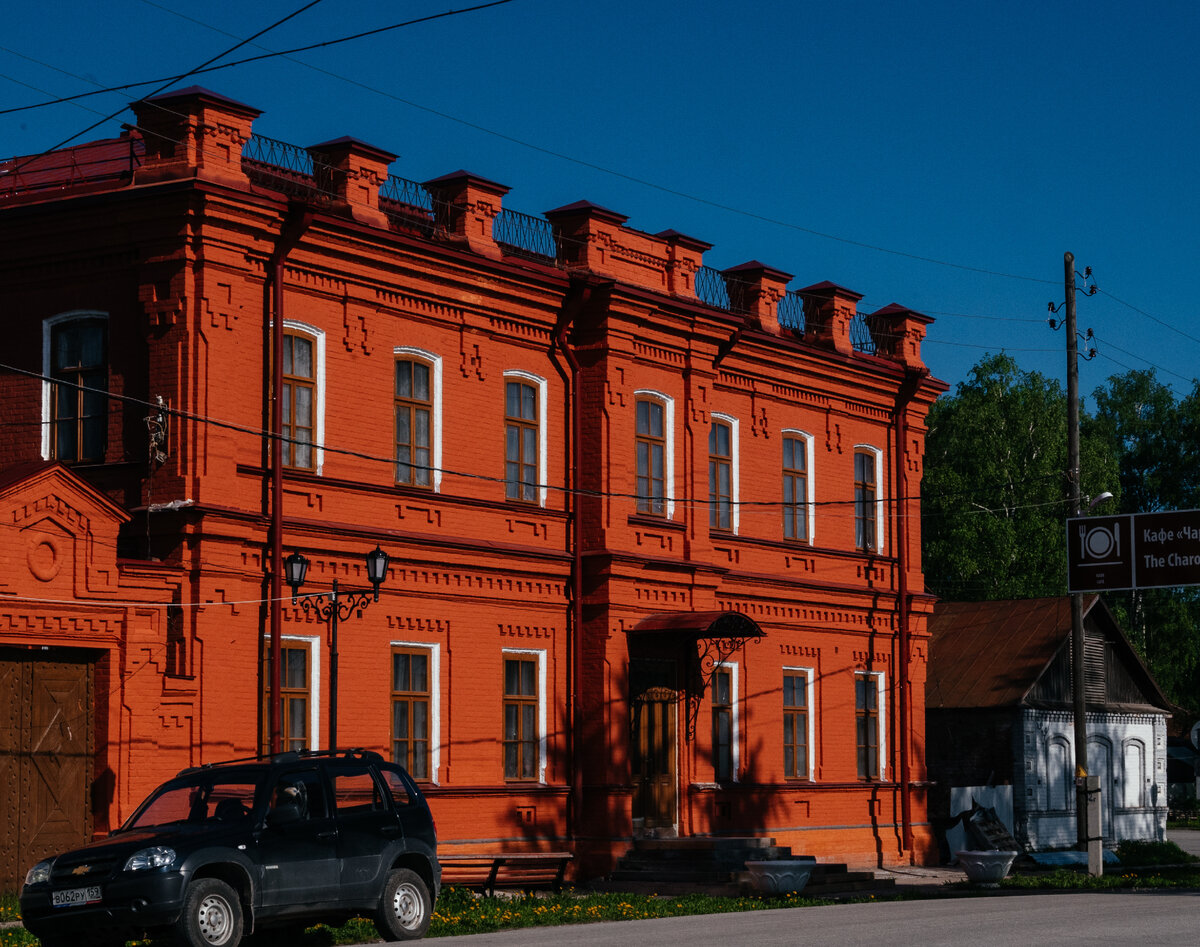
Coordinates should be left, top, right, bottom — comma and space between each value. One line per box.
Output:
0, 649, 94, 889
631, 686, 677, 832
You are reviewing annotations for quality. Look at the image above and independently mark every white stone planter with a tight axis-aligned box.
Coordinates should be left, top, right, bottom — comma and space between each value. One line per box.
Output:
744, 860, 813, 894
955, 850, 1018, 886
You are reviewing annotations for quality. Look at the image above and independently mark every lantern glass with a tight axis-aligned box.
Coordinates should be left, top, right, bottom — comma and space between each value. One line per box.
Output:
365, 546, 389, 588
284, 550, 310, 591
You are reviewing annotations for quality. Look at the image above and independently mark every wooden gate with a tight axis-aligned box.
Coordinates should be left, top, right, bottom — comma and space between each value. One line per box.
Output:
0, 649, 94, 889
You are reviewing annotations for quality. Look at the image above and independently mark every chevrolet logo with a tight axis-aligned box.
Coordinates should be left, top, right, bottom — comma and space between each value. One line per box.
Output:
71, 865, 91, 876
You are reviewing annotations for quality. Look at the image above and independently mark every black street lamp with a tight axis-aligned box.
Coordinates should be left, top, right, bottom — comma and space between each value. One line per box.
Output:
284, 546, 390, 751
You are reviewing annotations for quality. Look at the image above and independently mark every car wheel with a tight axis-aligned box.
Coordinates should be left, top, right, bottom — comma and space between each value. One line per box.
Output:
176, 877, 244, 947
374, 867, 431, 940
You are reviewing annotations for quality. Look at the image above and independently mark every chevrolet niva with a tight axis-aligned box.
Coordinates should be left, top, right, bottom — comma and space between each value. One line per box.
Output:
20, 748, 439, 947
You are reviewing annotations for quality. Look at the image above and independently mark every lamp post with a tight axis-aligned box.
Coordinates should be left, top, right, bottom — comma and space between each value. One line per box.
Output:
284, 546, 390, 751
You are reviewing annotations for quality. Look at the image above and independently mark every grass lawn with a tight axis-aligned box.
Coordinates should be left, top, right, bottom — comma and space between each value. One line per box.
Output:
3, 841, 1198, 946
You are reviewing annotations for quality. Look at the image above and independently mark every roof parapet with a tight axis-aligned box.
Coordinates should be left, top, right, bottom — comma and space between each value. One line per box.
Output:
424, 171, 511, 260
131, 87, 260, 187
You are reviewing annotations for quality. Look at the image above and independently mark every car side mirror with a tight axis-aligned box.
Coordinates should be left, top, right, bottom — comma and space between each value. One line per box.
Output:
267, 803, 303, 826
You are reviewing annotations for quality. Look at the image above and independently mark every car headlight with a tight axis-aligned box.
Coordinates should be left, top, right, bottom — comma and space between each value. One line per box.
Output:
124, 846, 176, 872
25, 860, 53, 886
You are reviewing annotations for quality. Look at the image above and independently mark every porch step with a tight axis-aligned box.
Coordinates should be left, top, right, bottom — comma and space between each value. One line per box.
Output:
602, 837, 896, 897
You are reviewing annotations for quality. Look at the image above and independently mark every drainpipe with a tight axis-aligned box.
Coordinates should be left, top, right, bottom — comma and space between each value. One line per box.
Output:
554, 274, 601, 842
894, 369, 922, 857
268, 203, 313, 754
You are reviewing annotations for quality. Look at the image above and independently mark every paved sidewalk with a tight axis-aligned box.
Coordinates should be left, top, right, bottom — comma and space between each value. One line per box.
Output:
1167, 827, 1200, 857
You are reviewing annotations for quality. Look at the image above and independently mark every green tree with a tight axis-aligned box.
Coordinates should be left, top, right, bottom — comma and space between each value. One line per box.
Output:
1084, 369, 1200, 709
921, 353, 1116, 601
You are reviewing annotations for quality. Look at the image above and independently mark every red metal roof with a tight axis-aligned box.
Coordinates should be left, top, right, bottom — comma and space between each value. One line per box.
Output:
0, 134, 143, 202
926, 596, 1096, 709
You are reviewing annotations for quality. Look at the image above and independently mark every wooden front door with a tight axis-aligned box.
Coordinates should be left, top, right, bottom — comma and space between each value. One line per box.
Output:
631, 685, 677, 831
0, 649, 94, 889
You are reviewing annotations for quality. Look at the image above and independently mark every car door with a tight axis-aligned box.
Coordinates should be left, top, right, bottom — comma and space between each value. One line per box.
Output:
330, 762, 401, 901
256, 766, 339, 908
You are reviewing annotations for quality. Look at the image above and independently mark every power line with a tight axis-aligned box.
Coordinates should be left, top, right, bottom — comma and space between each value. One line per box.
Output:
8, 0, 329, 176
0, 1, 520, 118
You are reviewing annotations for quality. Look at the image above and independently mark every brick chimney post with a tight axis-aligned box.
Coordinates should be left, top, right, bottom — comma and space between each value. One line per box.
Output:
798, 281, 862, 356
308, 137, 397, 229
867, 303, 933, 369
657, 230, 712, 299
723, 261, 793, 335
131, 86, 260, 187
423, 171, 510, 259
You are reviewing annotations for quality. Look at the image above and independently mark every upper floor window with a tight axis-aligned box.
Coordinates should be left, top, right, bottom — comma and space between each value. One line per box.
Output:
782, 433, 812, 542
283, 331, 315, 470
45, 314, 107, 463
636, 397, 666, 515
503, 372, 547, 506
854, 447, 882, 551
709, 415, 739, 532
395, 358, 433, 488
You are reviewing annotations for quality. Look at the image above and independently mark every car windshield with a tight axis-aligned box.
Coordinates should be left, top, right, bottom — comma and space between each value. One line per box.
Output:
122, 771, 263, 831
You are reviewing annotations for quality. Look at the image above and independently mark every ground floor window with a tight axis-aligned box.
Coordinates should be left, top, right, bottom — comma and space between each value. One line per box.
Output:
712, 665, 736, 782
855, 671, 883, 779
392, 648, 431, 779
783, 669, 812, 779
503, 652, 543, 780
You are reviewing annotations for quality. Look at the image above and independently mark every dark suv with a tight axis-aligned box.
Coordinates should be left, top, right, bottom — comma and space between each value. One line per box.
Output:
20, 748, 439, 947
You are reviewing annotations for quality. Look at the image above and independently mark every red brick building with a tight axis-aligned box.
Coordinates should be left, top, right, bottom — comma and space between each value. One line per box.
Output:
0, 88, 945, 887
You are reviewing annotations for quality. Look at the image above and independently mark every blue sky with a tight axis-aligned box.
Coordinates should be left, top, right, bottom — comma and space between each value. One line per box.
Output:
3, 0, 1197, 399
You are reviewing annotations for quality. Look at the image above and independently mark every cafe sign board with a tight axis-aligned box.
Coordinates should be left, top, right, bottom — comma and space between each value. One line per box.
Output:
1067, 509, 1200, 593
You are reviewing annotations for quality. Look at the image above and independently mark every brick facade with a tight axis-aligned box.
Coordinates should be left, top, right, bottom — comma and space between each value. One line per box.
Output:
0, 88, 946, 881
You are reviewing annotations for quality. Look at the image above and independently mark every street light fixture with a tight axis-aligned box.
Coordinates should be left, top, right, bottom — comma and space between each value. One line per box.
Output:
284, 546, 390, 750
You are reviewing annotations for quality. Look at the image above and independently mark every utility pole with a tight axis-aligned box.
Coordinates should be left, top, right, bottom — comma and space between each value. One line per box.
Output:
1065, 251, 1102, 876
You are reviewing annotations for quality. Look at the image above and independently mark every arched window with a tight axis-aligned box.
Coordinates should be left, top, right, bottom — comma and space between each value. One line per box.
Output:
394, 349, 442, 490
782, 431, 814, 542
281, 322, 325, 472
709, 414, 739, 533
503, 371, 547, 506
853, 445, 884, 551
43, 311, 108, 462
1123, 740, 1146, 808
635, 391, 675, 517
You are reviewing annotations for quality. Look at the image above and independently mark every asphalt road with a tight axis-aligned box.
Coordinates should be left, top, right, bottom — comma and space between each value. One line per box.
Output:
414, 891, 1200, 946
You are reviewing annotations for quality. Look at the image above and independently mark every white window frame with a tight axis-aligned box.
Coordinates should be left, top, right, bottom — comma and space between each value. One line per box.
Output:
502, 647, 548, 783
281, 320, 326, 475
711, 412, 740, 534
853, 443, 884, 552
41, 309, 108, 460
855, 669, 887, 781
390, 640, 442, 784
781, 429, 816, 544
502, 370, 548, 507
633, 389, 675, 519
393, 347, 443, 492
714, 659, 740, 782
783, 665, 816, 780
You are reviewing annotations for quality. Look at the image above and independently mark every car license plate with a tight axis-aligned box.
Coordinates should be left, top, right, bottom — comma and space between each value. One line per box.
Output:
52, 886, 102, 907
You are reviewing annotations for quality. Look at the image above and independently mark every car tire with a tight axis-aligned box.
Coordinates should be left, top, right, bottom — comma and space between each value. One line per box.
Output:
176, 877, 244, 947
374, 867, 432, 940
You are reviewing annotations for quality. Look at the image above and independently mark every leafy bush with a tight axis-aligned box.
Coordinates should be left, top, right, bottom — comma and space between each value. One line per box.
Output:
1115, 839, 1199, 866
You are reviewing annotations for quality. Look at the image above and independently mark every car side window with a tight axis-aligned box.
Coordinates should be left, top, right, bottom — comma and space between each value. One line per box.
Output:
331, 765, 386, 814
269, 768, 328, 821
379, 763, 413, 807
